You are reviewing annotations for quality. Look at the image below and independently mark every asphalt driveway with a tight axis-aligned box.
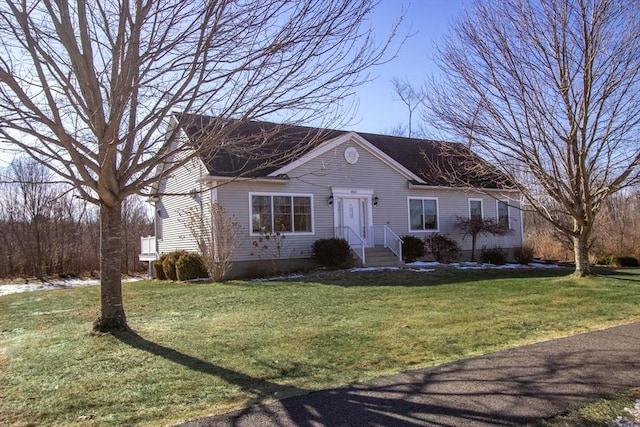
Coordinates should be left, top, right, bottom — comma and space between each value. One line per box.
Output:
180, 322, 640, 427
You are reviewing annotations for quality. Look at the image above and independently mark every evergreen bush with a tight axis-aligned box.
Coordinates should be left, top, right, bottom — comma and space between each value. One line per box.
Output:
401, 235, 426, 263
162, 250, 186, 281
153, 255, 166, 280
176, 252, 209, 281
312, 238, 351, 268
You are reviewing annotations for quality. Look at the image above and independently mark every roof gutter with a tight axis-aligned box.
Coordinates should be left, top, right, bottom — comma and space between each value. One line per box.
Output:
407, 181, 520, 194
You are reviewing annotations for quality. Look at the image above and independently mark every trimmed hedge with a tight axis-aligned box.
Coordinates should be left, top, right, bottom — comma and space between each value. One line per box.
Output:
312, 238, 351, 269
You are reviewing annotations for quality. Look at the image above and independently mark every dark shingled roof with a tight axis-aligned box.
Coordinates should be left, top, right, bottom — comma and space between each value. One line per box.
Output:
176, 114, 510, 189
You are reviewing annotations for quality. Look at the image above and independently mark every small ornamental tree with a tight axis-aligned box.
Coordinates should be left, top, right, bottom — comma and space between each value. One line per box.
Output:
182, 203, 240, 282
455, 216, 511, 262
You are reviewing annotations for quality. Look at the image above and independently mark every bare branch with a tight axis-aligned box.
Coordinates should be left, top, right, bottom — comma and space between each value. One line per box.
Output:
426, 0, 640, 275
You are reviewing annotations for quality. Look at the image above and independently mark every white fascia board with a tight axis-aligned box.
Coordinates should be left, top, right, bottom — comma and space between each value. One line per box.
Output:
199, 174, 289, 185
268, 132, 425, 183
407, 182, 520, 195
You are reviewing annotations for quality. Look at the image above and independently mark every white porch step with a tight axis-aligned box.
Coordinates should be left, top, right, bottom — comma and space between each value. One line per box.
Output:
354, 247, 404, 267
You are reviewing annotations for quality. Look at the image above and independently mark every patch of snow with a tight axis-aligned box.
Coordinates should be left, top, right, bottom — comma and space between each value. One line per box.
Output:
405, 261, 442, 267
610, 399, 640, 426
350, 267, 401, 272
407, 268, 436, 273
528, 262, 562, 269
0, 277, 143, 297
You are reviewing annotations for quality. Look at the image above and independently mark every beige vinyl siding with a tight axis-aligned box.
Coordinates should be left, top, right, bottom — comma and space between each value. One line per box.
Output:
407, 191, 523, 252
158, 134, 524, 263
215, 140, 523, 261
157, 148, 211, 255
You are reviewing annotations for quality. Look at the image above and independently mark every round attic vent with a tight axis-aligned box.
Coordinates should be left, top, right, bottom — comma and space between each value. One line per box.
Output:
344, 146, 359, 164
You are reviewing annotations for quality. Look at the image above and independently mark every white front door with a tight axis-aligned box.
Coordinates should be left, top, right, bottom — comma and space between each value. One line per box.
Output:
332, 188, 374, 247
340, 197, 369, 246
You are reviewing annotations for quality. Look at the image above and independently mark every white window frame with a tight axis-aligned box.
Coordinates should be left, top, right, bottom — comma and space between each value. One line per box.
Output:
408, 197, 439, 232
496, 199, 510, 229
249, 192, 315, 236
468, 198, 483, 220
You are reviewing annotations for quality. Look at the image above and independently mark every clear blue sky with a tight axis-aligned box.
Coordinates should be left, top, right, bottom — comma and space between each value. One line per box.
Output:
344, 0, 468, 136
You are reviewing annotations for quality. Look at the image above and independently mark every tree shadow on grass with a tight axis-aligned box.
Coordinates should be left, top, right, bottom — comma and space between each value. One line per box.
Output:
590, 267, 640, 282
177, 323, 640, 427
112, 329, 306, 408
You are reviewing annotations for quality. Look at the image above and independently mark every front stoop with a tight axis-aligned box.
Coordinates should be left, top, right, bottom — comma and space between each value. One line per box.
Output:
355, 247, 404, 267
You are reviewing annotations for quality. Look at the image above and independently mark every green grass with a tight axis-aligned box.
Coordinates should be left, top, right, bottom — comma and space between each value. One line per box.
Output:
534, 387, 640, 427
1, 267, 639, 426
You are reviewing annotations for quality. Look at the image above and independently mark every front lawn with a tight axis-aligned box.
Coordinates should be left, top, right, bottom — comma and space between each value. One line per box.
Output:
1, 267, 639, 426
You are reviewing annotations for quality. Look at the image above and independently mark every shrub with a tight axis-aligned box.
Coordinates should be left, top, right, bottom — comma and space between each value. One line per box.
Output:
58, 272, 77, 279
401, 235, 426, 263
596, 255, 640, 267
480, 246, 507, 265
312, 238, 351, 269
176, 252, 209, 281
162, 250, 186, 281
423, 234, 461, 264
154, 254, 167, 280
513, 245, 535, 265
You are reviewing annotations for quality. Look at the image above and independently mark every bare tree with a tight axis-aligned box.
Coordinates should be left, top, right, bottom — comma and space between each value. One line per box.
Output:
455, 216, 511, 262
426, 0, 640, 276
0, 0, 400, 331
182, 203, 240, 282
390, 77, 424, 138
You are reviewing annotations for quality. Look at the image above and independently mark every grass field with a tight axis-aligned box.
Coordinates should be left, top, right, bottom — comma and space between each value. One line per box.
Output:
1, 266, 639, 426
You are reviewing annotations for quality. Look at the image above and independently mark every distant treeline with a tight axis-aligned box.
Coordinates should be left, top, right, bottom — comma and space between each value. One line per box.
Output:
0, 158, 152, 279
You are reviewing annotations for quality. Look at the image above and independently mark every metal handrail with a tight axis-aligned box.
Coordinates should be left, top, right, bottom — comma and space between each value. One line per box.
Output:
383, 225, 403, 262
335, 226, 367, 264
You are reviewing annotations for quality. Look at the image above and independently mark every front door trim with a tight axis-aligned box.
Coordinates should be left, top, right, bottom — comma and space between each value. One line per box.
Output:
332, 187, 374, 247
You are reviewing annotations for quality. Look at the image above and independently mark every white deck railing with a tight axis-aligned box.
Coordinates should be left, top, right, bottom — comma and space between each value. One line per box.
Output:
139, 235, 158, 261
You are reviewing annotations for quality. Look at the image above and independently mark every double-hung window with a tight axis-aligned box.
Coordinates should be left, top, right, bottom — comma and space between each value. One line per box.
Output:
469, 199, 483, 221
251, 193, 313, 234
409, 198, 438, 231
497, 200, 510, 229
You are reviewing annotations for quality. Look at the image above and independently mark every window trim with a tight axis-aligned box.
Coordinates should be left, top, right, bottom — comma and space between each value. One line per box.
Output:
496, 199, 510, 230
407, 197, 440, 232
249, 192, 315, 236
468, 198, 483, 220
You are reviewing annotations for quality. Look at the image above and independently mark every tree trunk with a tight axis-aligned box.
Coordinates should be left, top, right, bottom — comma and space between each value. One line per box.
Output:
471, 233, 477, 262
93, 201, 128, 332
573, 234, 591, 277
